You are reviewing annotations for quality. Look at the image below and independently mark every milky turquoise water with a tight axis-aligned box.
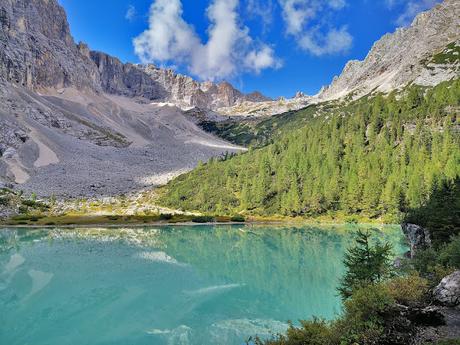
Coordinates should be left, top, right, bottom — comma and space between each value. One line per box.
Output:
0, 225, 406, 345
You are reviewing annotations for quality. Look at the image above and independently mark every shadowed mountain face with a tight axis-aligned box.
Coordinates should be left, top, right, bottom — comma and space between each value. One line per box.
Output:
0, 0, 251, 197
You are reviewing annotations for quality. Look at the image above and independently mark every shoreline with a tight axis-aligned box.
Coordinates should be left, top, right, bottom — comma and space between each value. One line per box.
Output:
0, 219, 401, 229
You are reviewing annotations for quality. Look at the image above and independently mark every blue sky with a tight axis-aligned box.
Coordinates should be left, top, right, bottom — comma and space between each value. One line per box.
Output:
59, 0, 440, 98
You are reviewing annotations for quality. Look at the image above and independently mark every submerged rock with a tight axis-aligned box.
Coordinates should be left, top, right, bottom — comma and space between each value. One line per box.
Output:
433, 270, 460, 307
402, 223, 431, 258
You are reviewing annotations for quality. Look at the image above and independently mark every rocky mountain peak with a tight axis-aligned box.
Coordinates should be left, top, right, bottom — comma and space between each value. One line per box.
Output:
318, 0, 460, 100
0, 0, 100, 90
0, 0, 268, 113
294, 91, 305, 99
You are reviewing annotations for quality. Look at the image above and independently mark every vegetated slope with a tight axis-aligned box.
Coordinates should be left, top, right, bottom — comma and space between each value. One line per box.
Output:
198, 101, 336, 147
159, 80, 460, 221
405, 177, 460, 247
198, 39, 460, 148
210, 0, 460, 118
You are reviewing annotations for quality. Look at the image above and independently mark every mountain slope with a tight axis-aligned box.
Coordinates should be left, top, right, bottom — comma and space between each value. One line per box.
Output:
198, 43, 460, 149
0, 0, 245, 197
159, 80, 460, 221
212, 0, 459, 118
318, 0, 459, 100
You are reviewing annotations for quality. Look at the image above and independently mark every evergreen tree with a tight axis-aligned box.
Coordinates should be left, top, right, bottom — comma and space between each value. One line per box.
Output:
338, 230, 393, 300
159, 80, 460, 219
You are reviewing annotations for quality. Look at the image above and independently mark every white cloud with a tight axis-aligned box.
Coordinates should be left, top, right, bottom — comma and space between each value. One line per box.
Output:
278, 0, 352, 56
299, 26, 352, 56
278, 0, 319, 35
133, 0, 281, 81
133, 0, 200, 62
394, 0, 441, 26
125, 5, 136, 21
245, 46, 283, 73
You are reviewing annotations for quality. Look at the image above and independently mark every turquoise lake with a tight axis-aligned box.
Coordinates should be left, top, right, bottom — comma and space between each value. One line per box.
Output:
0, 225, 406, 345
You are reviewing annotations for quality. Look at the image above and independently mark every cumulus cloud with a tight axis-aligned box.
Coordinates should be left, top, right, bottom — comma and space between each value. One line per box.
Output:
125, 5, 136, 21
133, 0, 281, 81
278, 0, 319, 35
133, 0, 199, 62
245, 46, 283, 73
393, 0, 441, 26
278, 0, 352, 56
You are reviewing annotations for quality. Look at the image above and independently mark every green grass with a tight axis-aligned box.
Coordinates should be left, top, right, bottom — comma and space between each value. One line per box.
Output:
430, 42, 460, 65
1, 213, 247, 226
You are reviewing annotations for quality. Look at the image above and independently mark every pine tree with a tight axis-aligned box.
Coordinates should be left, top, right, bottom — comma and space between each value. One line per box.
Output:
338, 230, 393, 300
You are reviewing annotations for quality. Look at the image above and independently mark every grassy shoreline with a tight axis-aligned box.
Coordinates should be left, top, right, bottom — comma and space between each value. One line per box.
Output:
0, 213, 401, 228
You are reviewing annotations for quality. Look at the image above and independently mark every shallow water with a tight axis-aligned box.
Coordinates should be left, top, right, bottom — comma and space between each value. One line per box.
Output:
0, 225, 406, 345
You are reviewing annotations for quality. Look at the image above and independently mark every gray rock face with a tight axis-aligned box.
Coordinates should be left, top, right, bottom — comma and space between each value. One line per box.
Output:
0, 0, 246, 198
90, 51, 166, 100
0, 0, 100, 90
319, 0, 460, 100
138, 65, 271, 110
433, 270, 460, 307
0, 0, 266, 112
402, 223, 432, 258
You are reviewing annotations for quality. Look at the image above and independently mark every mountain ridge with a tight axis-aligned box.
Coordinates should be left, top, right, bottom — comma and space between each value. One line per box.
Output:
0, 0, 245, 197
318, 0, 459, 100
0, 0, 268, 111
0, 0, 458, 198
216, 0, 459, 117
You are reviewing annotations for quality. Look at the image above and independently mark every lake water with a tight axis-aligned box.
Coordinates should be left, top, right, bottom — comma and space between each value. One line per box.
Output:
0, 225, 406, 345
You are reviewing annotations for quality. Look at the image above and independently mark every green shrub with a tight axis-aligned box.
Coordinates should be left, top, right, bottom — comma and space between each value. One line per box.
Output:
345, 216, 358, 224
438, 234, 460, 269
0, 196, 9, 206
412, 248, 439, 276
21, 199, 37, 207
336, 284, 394, 345
230, 215, 246, 222
252, 284, 395, 345
412, 245, 459, 286
385, 273, 429, 305
255, 319, 335, 345
159, 213, 173, 220
191, 216, 214, 223
18, 206, 28, 214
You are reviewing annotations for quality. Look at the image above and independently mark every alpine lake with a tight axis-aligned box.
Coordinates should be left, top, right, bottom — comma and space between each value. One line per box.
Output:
0, 224, 407, 345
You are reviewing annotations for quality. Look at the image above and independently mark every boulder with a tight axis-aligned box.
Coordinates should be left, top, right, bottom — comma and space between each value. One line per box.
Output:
433, 270, 460, 307
2, 147, 17, 159
402, 223, 431, 258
